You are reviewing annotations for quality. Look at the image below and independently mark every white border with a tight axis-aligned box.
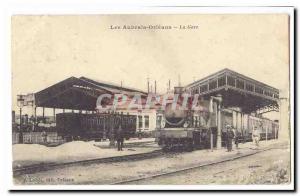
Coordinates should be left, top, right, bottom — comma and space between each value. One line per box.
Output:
1, 3, 295, 191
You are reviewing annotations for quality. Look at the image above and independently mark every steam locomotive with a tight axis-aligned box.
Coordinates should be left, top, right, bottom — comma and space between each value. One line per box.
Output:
156, 96, 212, 151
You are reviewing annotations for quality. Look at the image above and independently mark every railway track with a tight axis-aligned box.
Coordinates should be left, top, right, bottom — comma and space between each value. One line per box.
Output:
112, 145, 288, 185
13, 149, 164, 177
14, 142, 288, 180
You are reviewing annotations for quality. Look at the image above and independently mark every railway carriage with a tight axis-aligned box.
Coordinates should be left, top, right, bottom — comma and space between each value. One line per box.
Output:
246, 115, 279, 141
56, 112, 136, 141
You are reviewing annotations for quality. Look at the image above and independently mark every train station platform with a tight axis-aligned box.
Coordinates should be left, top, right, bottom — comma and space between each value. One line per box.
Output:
13, 139, 289, 185
13, 138, 158, 168
13, 138, 285, 172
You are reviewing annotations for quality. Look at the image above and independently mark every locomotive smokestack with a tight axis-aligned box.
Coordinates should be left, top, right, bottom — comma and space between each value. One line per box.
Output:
178, 74, 181, 87
155, 80, 157, 94
168, 79, 171, 92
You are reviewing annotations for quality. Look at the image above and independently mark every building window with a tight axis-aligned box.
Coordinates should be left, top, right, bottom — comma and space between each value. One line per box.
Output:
194, 116, 199, 127
138, 115, 143, 129
144, 115, 149, 128
200, 84, 208, 93
246, 83, 254, 92
209, 80, 217, 90
156, 115, 162, 128
236, 79, 245, 89
218, 75, 226, 87
264, 91, 273, 97
227, 76, 235, 87
255, 86, 264, 94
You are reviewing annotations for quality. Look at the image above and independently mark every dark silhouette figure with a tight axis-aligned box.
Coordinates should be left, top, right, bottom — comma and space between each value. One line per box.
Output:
42, 131, 47, 144
116, 126, 124, 151
233, 127, 240, 149
226, 125, 235, 152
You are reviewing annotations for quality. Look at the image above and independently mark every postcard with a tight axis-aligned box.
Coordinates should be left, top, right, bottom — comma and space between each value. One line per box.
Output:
9, 7, 294, 191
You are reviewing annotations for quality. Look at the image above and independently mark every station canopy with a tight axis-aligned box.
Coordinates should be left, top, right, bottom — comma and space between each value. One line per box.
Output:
34, 76, 147, 111
184, 69, 280, 114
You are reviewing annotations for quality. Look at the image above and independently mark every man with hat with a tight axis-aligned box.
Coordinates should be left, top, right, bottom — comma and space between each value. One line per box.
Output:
116, 125, 124, 151
232, 126, 240, 149
225, 124, 235, 152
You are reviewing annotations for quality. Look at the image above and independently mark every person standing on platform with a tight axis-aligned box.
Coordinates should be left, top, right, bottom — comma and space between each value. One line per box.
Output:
252, 126, 260, 148
42, 130, 47, 144
116, 125, 124, 151
233, 126, 239, 149
226, 125, 234, 152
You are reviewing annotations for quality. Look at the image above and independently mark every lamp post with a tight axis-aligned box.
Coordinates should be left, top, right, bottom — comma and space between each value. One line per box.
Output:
17, 94, 25, 143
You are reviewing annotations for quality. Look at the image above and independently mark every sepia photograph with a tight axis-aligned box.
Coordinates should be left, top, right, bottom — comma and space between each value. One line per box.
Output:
9, 8, 294, 190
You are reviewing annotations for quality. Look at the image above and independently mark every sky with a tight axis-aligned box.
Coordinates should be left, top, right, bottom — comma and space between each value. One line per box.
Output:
11, 14, 290, 117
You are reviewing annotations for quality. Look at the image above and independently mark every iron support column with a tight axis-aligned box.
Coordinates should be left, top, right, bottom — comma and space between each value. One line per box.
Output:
209, 97, 213, 151
53, 108, 56, 121
19, 107, 22, 131
33, 106, 37, 131
279, 97, 289, 141
217, 103, 222, 149
19, 107, 23, 143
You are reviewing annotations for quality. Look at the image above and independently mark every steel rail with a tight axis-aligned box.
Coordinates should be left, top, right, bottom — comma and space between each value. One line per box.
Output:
112, 145, 288, 185
13, 149, 163, 177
